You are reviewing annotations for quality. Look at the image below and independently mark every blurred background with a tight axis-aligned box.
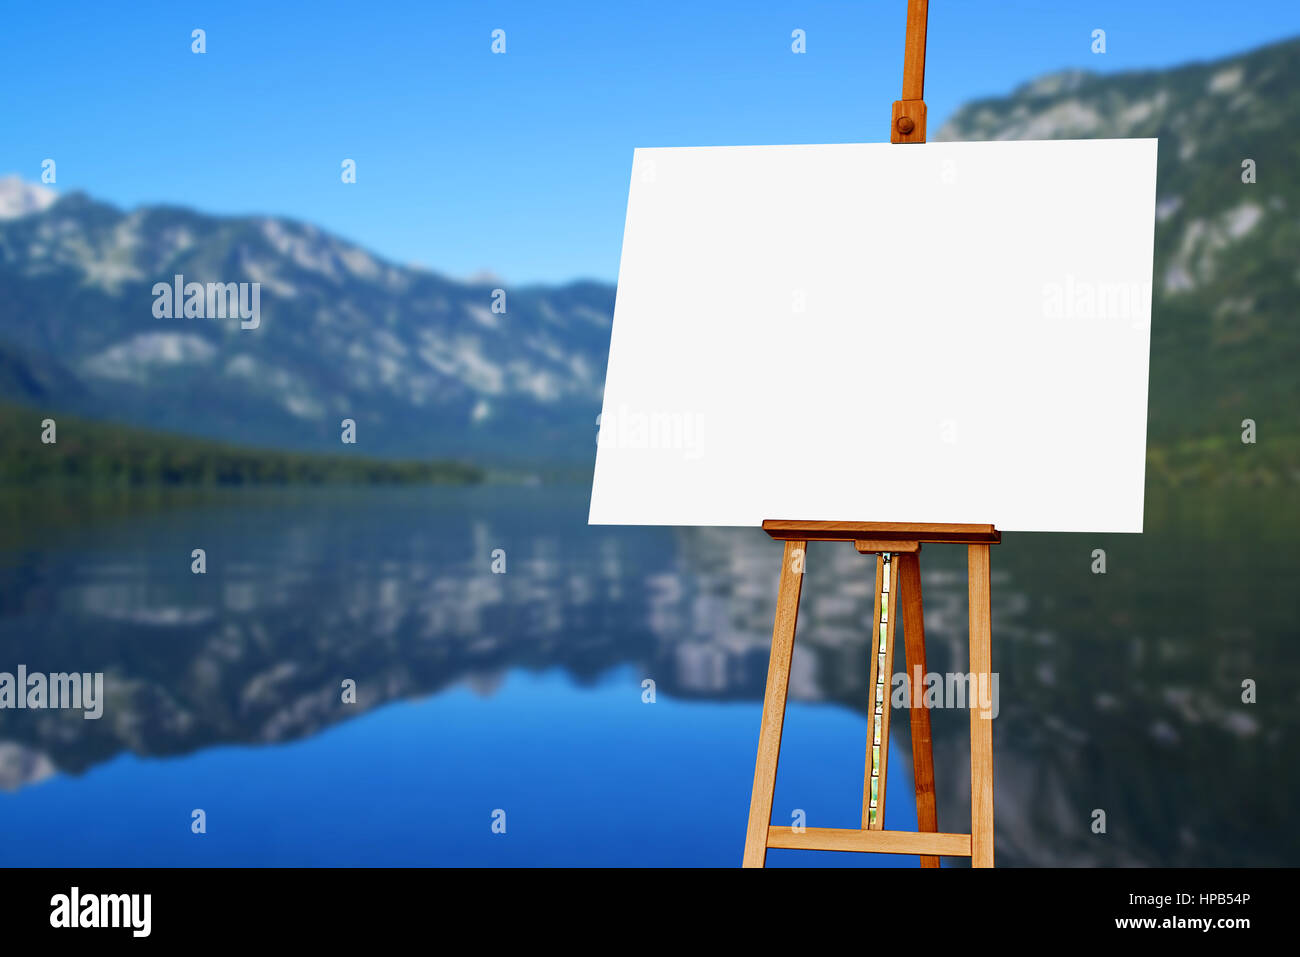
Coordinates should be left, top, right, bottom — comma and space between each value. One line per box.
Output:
0, 1, 1296, 866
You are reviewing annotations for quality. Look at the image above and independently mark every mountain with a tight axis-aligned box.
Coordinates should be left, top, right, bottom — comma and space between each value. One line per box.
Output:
0, 191, 614, 463
0, 35, 1297, 477
937, 35, 1300, 484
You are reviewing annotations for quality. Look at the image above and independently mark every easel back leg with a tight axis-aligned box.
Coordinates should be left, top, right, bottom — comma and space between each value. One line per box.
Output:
898, 550, 940, 867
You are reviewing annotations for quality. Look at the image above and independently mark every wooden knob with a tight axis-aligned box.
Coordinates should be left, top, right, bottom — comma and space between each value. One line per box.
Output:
896, 116, 915, 135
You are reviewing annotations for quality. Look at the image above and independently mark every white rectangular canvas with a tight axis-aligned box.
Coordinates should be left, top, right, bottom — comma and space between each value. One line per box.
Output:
589, 139, 1158, 533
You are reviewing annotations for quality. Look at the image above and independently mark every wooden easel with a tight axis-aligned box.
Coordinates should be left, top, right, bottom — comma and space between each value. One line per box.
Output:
741, 1, 1000, 868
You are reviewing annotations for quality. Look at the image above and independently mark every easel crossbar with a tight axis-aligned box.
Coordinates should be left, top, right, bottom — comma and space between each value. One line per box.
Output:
767, 827, 972, 857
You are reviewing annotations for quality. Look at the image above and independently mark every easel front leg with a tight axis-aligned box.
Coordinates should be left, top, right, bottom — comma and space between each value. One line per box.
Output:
743, 539, 807, 868
897, 551, 940, 867
967, 544, 995, 867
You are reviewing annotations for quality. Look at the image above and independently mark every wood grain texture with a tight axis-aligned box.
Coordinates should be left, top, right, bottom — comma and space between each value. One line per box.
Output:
900, 0, 929, 100
968, 544, 995, 868
763, 520, 999, 544
855, 539, 920, 553
890, 99, 928, 144
742, 540, 807, 867
767, 826, 971, 857
898, 551, 940, 867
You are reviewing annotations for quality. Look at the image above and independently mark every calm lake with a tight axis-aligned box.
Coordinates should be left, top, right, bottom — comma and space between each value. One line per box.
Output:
0, 484, 1295, 866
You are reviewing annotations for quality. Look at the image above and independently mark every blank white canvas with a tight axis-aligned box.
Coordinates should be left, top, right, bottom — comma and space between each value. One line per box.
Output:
589, 139, 1158, 533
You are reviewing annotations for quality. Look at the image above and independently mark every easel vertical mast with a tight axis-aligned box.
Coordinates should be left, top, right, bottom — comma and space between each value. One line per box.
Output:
861, 552, 899, 830
891, 0, 929, 143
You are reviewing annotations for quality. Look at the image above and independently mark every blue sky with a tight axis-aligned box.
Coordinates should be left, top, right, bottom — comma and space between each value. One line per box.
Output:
1, 1, 1297, 284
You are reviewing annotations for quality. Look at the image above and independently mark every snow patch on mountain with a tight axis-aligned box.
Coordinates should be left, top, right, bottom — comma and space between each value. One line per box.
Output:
82, 333, 219, 382
0, 176, 56, 220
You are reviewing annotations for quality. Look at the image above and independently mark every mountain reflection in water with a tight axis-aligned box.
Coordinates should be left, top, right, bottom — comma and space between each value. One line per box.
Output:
0, 485, 1294, 866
